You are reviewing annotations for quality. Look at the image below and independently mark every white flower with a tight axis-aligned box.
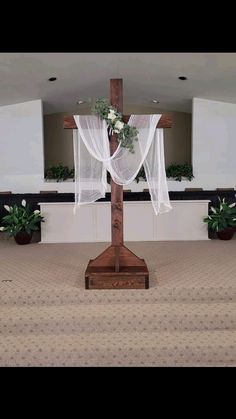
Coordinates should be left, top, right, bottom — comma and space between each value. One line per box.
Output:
34, 210, 40, 214
210, 206, 216, 213
22, 199, 26, 207
4, 205, 10, 212
109, 109, 115, 114
0, 226, 5, 231
220, 204, 223, 211
208, 216, 212, 220
107, 112, 116, 121
233, 218, 236, 221
114, 129, 120, 133
114, 120, 124, 131
229, 203, 236, 208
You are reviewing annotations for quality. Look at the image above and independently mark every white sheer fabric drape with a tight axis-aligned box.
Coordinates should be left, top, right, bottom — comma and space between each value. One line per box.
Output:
73, 114, 172, 215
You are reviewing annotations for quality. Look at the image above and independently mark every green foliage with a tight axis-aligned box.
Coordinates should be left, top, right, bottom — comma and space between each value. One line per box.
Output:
203, 197, 236, 232
91, 98, 116, 120
45, 163, 74, 182
166, 163, 194, 181
0, 200, 44, 237
91, 98, 138, 153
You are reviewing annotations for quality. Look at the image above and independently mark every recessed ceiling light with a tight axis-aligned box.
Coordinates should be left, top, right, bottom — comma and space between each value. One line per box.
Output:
76, 100, 85, 105
48, 77, 57, 82
178, 76, 187, 80
152, 99, 160, 104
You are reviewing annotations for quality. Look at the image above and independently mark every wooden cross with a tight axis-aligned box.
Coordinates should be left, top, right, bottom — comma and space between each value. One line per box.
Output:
64, 79, 172, 289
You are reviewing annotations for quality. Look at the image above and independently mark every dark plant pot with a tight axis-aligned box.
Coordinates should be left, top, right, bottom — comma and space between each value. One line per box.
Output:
217, 227, 235, 240
14, 231, 32, 245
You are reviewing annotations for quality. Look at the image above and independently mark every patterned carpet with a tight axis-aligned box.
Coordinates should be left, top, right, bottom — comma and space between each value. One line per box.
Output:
0, 235, 236, 366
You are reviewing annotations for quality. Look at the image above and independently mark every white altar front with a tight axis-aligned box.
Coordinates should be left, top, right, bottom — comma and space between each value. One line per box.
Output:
38, 200, 210, 243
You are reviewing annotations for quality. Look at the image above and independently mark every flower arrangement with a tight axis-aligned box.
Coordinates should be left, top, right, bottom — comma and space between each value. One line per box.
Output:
0, 200, 44, 240
91, 98, 138, 153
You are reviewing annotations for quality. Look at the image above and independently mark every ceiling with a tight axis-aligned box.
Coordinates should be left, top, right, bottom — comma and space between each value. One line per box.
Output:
1, 52, 236, 114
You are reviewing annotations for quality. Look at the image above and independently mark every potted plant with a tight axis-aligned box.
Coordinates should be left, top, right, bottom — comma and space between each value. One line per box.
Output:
166, 163, 194, 181
203, 197, 236, 240
45, 163, 74, 182
0, 200, 44, 245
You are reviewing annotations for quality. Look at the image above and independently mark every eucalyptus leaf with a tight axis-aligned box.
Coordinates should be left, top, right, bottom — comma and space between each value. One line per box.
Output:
91, 98, 139, 153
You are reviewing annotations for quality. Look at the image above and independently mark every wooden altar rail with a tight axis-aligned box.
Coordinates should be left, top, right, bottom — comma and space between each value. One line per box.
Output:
64, 114, 172, 129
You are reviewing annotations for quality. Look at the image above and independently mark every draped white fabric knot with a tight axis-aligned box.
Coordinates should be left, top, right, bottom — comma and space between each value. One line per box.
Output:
73, 114, 172, 215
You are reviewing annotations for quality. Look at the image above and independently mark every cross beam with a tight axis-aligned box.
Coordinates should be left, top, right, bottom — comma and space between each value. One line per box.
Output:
64, 114, 172, 129
64, 79, 172, 289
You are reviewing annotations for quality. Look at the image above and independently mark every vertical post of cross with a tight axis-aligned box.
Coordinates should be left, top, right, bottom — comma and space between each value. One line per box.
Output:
110, 79, 124, 271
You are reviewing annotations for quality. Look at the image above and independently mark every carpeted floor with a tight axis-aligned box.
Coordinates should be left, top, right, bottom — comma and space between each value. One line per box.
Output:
0, 235, 236, 367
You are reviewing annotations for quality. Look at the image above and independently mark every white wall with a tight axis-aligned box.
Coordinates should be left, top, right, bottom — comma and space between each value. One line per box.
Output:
2, 96, 236, 193
0, 100, 44, 193
191, 98, 236, 189
44, 108, 192, 169
0, 99, 187, 193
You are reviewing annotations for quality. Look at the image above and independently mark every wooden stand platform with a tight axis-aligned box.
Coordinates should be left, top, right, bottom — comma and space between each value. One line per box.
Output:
85, 245, 149, 289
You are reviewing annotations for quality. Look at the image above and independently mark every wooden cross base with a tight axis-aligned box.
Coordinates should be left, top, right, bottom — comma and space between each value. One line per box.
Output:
85, 245, 149, 289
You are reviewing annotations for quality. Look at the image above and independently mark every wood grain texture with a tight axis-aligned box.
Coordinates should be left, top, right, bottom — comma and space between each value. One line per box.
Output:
86, 276, 148, 289
84, 245, 149, 289
110, 79, 124, 248
88, 245, 147, 268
